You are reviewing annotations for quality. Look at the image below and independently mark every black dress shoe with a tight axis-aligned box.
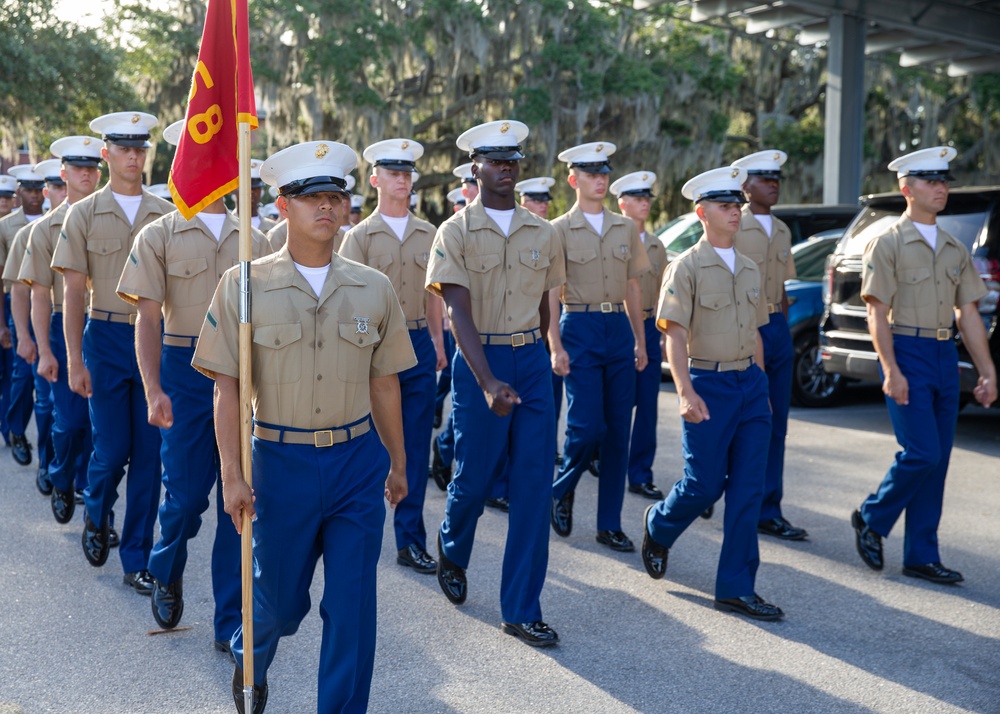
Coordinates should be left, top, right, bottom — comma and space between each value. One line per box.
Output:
714, 594, 784, 621
397, 544, 437, 574
214, 639, 233, 656
436, 533, 467, 605
108, 527, 120, 549
852, 509, 883, 571
74, 489, 85, 504
758, 516, 809, 541
233, 664, 268, 714
430, 439, 451, 492
902, 562, 964, 584
628, 482, 664, 500
151, 577, 184, 627
433, 406, 443, 430
36, 467, 52, 495
123, 570, 155, 596
641, 504, 669, 579
11, 434, 32, 466
82, 513, 110, 567
587, 457, 600, 477
596, 530, 635, 552
554, 452, 564, 467
551, 492, 573, 537
501, 620, 559, 647
485, 496, 509, 512
700, 505, 714, 519
51, 487, 76, 524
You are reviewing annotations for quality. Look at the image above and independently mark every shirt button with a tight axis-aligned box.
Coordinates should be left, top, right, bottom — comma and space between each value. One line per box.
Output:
317, 341, 323, 348
507, 316, 512, 321
274, 339, 280, 346
315, 407, 321, 414
316, 374, 322, 381
507, 290, 512, 295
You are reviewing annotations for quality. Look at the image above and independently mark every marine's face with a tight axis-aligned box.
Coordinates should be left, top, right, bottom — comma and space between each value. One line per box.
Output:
0, 196, 13, 216
472, 158, 519, 197
744, 175, 780, 208
279, 190, 349, 240
251, 186, 263, 213
63, 164, 99, 197
904, 177, 949, 215
698, 200, 743, 236
462, 182, 479, 202
18, 187, 44, 214
570, 169, 608, 202
373, 167, 413, 203
521, 196, 550, 219
44, 183, 68, 208
349, 210, 361, 225
102, 143, 147, 183
619, 195, 651, 222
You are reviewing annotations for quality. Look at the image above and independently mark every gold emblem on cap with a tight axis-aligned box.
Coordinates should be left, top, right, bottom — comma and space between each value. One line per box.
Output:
731, 168, 739, 178
500, 122, 510, 134
596, 144, 604, 152
940, 148, 948, 157
641, 173, 648, 181
83, 138, 92, 145
131, 114, 140, 124
773, 152, 781, 161
400, 141, 409, 150
315, 143, 329, 159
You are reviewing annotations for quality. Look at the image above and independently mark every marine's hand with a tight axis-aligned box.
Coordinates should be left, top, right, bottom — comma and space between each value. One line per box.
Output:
146, 390, 174, 429
0, 326, 11, 350
974, 376, 997, 408
68, 362, 93, 398
222, 475, 255, 534
384, 465, 408, 508
678, 390, 710, 423
17, 338, 37, 364
483, 378, 520, 417
551, 348, 570, 377
882, 368, 909, 406
634, 345, 648, 372
37, 352, 58, 383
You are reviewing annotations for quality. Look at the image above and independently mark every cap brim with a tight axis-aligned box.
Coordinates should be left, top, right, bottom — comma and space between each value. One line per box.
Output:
18, 181, 45, 190
472, 148, 524, 160
696, 190, 747, 204
620, 189, 654, 198
250, 179, 264, 189
523, 192, 552, 202
107, 138, 151, 148
907, 171, 954, 182
571, 162, 612, 174
283, 180, 350, 198
746, 170, 782, 180
61, 157, 102, 167
374, 160, 417, 172
0, 191, 14, 198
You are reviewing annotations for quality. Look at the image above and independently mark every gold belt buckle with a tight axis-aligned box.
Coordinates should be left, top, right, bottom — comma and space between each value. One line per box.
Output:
313, 430, 334, 448
600, 302, 613, 313
129, 313, 138, 325
511, 332, 526, 347
936, 328, 950, 341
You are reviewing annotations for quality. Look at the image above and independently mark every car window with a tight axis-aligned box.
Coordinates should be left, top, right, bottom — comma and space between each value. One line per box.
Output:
842, 207, 990, 256
790, 238, 837, 281
656, 212, 705, 255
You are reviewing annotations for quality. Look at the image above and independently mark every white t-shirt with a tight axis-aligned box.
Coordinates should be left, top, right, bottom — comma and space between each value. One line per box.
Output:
639, 230, 647, 244
583, 211, 603, 236
911, 220, 938, 250
198, 213, 227, 242
112, 192, 143, 225
754, 213, 773, 238
483, 207, 515, 237
380, 213, 409, 241
251, 215, 261, 230
293, 261, 330, 296
714, 245, 737, 273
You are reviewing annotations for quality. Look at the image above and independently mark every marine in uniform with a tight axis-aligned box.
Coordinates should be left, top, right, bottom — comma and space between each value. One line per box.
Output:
515, 176, 555, 220
0, 165, 47, 455
349, 192, 365, 226
426, 120, 564, 646
548, 142, 651, 553
640, 167, 782, 621
20, 135, 102, 524
0, 175, 17, 219
193, 141, 414, 713
265, 174, 354, 253
4, 161, 59, 486
728, 150, 807, 541
853, 147, 996, 584
249, 158, 277, 234
446, 187, 466, 213
116, 120, 269, 646
340, 138, 447, 574
609, 170, 667, 501
51, 111, 172, 592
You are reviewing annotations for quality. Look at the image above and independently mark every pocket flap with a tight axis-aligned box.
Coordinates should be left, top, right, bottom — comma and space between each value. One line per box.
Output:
87, 238, 122, 256
901, 267, 931, 284
699, 292, 732, 311
518, 250, 550, 271
567, 249, 597, 265
612, 245, 632, 262
467, 253, 502, 273
338, 321, 382, 348
373, 253, 393, 271
413, 252, 429, 269
166, 257, 208, 278
253, 323, 302, 349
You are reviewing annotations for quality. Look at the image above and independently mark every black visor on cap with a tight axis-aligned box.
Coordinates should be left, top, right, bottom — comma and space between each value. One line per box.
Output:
250, 178, 264, 189
45, 177, 67, 186
18, 180, 45, 190
571, 161, 612, 174
104, 133, 152, 148
747, 170, 782, 180
907, 170, 954, 182
621, 188, 654, 198
60, 156, 102, 168
279, 175, 349, 198
350, 206, 362, 213
471, 146, 524, 161
696, 190, 747, 204
524, 192, 552, 202
374, 159, 417, 172
0, 191, 14, 198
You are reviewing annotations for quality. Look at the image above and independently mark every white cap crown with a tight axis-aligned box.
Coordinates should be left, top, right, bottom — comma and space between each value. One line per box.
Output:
557, 142, 616, 173
50, 136, 103, 166
90, 111, 159, 147
363, 138, 423, 171
888, 146, 957, 180
456, 120, 529, 159
609, 171, 656, 197
681, 166, 748, 203
260, 141, 358, 197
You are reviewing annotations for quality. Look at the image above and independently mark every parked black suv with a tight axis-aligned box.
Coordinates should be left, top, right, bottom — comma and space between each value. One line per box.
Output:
819, 187, 1000, 406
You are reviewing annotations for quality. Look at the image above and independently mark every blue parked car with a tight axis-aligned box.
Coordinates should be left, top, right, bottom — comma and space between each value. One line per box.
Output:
786, 230, 844, 407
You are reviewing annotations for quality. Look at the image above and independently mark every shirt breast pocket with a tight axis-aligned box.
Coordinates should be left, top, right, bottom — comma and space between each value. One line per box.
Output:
86, 238, 122, 278
466, 253, 503, 297
611, 244, 632, 282
166, 257, 209, 307
518, 250, 550, 298
566, 249, 599, 284
698, 292, 732, 335
253, 323, 302, 385
899, 267, 932, 307
373, 253, 393, 275
337, 321, 382, 383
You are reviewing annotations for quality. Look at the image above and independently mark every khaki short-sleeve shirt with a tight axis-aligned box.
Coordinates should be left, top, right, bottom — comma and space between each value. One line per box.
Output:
552, 203, 651, 305
20, 201, 66, 289
0, 210, 30, 294
339, 212, 436, 322
425, 197, 564, 334
862, 215, 987, 329
255, 215, 277, 234
3, 223, 33, 289
116, 211, 270, 336
733, 206, 796, 306
52, 185, 174, 315
267, 221, 344, 255
657, 238, 767, 362
638, 232, 668, 312
193, 247, 417, 429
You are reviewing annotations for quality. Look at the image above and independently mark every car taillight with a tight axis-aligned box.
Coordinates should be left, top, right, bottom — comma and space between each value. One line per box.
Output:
974, 256, 1000, 315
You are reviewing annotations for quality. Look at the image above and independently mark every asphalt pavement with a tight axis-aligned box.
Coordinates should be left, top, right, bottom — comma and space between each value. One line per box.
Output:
1, 383, 998, 713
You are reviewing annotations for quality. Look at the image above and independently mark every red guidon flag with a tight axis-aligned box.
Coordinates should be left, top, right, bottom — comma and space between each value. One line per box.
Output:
169, 0, 256, 218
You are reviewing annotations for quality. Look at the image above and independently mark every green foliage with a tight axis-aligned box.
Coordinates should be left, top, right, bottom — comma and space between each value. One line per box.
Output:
761, 114, 825, 161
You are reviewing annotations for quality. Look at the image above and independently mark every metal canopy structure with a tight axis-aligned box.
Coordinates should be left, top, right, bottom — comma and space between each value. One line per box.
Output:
638, 1, 1000, 203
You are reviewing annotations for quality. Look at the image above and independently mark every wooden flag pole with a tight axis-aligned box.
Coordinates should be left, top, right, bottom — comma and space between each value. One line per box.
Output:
236, 119, 255, 711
